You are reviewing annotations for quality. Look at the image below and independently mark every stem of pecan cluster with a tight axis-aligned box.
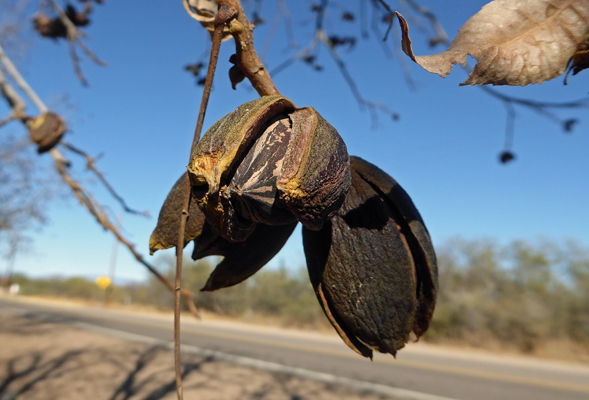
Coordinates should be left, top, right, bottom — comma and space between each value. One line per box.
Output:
226, 0, 281, 96
174, 3, 238, 399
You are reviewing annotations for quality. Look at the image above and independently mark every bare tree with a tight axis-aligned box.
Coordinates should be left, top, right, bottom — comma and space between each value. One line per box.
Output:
0, 2, 200, 317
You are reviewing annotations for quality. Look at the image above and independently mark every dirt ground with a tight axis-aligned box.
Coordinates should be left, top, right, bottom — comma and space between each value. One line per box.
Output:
0, 308, 388, 400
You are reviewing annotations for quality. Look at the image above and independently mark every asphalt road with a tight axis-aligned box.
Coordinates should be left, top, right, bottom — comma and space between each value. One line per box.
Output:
1, 295, 588, 400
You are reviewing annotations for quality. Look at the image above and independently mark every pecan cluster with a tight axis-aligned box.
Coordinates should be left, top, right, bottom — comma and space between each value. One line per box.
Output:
150, 96, 437, 358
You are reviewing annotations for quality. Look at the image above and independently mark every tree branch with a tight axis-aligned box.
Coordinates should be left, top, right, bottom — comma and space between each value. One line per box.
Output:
226, 0, 281, 96
0, 43, 197, 318
176, 1, 240, 399
46, 0, 106, 85
0, 45, 47, 113
60, 141, 150, 217
397, 0, 449, 46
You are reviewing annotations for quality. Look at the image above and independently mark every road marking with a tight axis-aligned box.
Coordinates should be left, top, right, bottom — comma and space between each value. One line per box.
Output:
8, 299, 589, 396
386, 358, 589, 394
74, 321, 457, 400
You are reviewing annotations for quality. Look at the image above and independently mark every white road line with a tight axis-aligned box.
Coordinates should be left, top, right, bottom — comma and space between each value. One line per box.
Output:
74, 321, 458, 400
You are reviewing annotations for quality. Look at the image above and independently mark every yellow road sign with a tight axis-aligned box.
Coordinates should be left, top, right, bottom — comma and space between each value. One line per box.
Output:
95, 276, 112, 289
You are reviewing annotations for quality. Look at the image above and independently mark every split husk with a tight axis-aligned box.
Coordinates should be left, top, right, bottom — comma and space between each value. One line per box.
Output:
303, 156, 437, 358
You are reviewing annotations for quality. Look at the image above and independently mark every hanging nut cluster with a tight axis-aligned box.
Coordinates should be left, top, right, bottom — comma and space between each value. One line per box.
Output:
150, 96, 438, 358
26, 112, 67, 154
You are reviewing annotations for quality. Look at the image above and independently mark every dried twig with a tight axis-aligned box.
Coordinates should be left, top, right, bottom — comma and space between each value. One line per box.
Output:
60, 141, 150, 217
46, 0, 106, 85
177, 0, 282, 395
398, 0, 449, 46
375, 0, 397, 41
0, 43, 198, 318
177, 1, 241, 398
0, 46, 46, 113
259, 0, 298, 61
270, 0, 399, 127
370, 3, 394, 58
0, 113, 19, 128
269, 35, 321, 76
225, 0, 280, 96
319, 29, 399, 126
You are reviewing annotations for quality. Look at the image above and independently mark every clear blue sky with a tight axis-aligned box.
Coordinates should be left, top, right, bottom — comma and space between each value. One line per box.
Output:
2, 1, 589, 282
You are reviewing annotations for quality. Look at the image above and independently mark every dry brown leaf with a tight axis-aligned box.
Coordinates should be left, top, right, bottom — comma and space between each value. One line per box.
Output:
564, 32, 589, 82
397, 0, 589, 86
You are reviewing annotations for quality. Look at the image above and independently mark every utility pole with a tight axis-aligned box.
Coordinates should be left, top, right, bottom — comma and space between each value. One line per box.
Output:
105, 214, 122, 304
3, 238, 18, 292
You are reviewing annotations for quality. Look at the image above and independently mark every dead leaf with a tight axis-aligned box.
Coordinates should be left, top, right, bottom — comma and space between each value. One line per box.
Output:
564, 33, 589, 83
397, 0, 589, 86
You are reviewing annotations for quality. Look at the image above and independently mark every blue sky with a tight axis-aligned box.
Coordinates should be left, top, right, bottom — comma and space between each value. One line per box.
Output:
2, 1, 589, 283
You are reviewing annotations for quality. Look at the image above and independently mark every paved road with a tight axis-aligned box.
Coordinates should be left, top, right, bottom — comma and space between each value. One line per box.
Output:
2, 295, 589, 400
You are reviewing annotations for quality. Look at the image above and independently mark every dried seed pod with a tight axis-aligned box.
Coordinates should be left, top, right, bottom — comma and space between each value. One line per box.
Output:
188, 95, 351, 242
229, 65, 245, 89
194, 220, 298, 291
151, 99, 437, 360
150, 172, 297, 292
27, 112, 67, 153
277, 107, 350, 230
149, 172, 206, 254
303, 156, 437, 358
188, 96, 295, 241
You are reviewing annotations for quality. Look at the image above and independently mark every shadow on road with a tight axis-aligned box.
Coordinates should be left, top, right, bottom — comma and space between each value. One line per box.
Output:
0, 310, 383, 400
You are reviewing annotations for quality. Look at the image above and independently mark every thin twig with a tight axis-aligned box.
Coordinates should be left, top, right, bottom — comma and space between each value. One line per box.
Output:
370, 4, 394, 58
374, 0, 396, 41
0, 113, 18, 128
318, 30, 399, 126
0, 43, 198, 318
68, 40, 88, 86
0, 45, 47, 113
77, 39, 107, 66
399, 0, 450, 46
226, 0, 281, 96
269, 35, 321, 76
280, 0, 298, 49
46, 0, 106, 85
60, 141, 150, 217
259, 0, 284, 61
479, 86, 589, 111
370, 2, 416, 90
176, 0, 278, 395
176, 2, 238, 399
258, 0, 300, 62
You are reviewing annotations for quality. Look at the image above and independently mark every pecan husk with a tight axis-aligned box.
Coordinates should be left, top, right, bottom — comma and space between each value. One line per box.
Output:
187, 96, 350, 241
303, 156, 437, 358
150, 98, 437, 360
27, 112, 67, 153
